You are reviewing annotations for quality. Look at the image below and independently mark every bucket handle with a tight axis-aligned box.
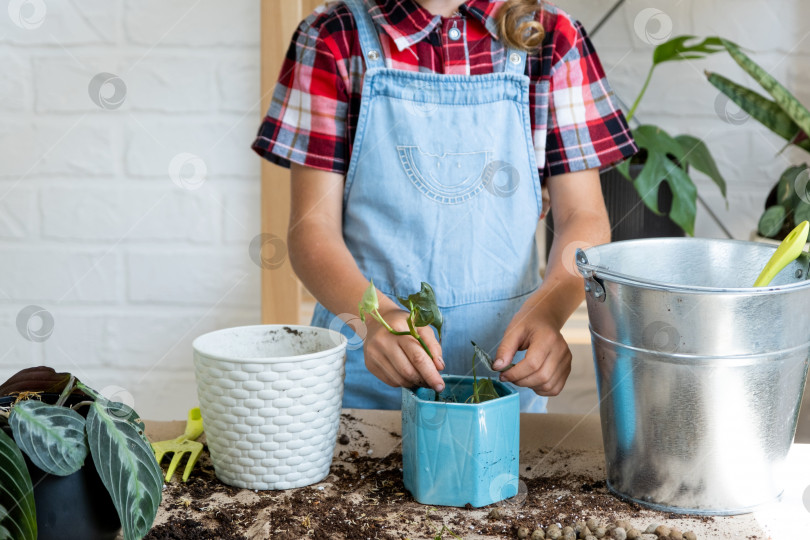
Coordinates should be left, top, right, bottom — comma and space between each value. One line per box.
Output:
576, 249, 606, 302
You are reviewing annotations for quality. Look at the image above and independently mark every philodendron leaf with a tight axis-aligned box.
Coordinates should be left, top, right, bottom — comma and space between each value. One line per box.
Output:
398, 282, 443, 339
776, 164, 809, 211
475, 378, 499, 402
630, 126, 698, 235
9, 400, 87, 476
675, 134, 727, 198
86, 401, 162, 540
759, 206, 786, 238
794, 202, 810, 228
358, 280, 379, 324
652, 36, 726, 66
0, 428, 36, 540
0, 366, 73, 397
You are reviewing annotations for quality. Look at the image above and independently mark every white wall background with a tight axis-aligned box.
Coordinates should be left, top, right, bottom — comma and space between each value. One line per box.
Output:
0, 0, 262, 420
0, 0, 808, 420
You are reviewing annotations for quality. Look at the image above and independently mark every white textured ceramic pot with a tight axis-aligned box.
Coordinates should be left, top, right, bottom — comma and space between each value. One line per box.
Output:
193, 325, 347, 490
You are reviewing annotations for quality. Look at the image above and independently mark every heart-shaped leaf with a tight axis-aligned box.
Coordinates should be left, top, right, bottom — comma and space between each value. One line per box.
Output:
398, 282, 443, 339
0, 367, 72, 397
86, 401, 163, 540
759, 205, 786, 238
0, 428, 36, 540
794, 201, 810, 228
9, 401, 87, 476
475, 378, 499, 402
358, 280, 380, 324
776, 165, 809, 211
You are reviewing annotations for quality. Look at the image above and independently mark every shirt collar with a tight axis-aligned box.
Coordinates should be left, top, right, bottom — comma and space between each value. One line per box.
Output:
369, 0, 503, 51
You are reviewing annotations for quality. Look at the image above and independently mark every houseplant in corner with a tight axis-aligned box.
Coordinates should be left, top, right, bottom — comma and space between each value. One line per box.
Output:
359, 281, 520, 508
546, 36, 729, 255
0, 367, 162, 540
706, 39, 810, 242
617, 36, 730, 237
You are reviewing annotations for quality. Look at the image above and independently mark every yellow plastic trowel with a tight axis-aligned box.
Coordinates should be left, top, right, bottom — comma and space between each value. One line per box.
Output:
151, 407, 204, 482
753, 220, 810, 287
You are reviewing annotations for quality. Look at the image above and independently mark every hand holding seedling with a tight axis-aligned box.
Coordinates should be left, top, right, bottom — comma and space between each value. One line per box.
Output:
493, 300, 573, 396
359, 281, 445, 393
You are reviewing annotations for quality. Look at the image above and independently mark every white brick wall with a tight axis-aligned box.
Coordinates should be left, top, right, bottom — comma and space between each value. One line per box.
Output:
0, 0, 262, 420
0, 1, 807, 421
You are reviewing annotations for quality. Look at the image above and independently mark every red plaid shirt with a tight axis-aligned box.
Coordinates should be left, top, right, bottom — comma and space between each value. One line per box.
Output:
252, 0, 637, 180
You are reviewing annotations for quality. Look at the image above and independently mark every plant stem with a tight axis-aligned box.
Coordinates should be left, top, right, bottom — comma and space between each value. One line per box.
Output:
471, 351, 480, 404
70, 401, 94, 411
55, 375, 76, 407
626, 65, 655, 123
406, 312, 433, 359
372, 310, 411, 336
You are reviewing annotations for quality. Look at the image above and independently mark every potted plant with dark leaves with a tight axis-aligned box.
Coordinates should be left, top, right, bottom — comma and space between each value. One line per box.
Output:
546, 36, 729, 253
0, 367, 162, 540
706, 39, 810, 244
359, 281, 520, 508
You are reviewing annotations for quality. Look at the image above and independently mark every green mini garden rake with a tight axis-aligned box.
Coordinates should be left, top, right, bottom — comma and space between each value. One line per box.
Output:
151, 407, 204, 482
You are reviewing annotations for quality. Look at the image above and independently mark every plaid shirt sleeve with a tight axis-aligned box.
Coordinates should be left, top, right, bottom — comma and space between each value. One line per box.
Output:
251, 6, 351, 174
543, 17, 637, 178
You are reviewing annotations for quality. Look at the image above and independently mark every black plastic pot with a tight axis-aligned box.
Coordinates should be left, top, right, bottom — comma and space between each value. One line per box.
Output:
0, 395, 121, 540
545, 163, 684, 261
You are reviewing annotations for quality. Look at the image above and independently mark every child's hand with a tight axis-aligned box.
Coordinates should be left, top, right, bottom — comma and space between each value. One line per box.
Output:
363, 308, 445, 393
492, 309, 572, 396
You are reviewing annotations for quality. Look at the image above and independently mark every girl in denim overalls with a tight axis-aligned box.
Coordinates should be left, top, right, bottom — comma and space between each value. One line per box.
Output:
253, 0, 636, 412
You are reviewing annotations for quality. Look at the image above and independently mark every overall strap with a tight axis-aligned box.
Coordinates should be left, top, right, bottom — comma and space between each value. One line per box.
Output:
343, 0, 385, 69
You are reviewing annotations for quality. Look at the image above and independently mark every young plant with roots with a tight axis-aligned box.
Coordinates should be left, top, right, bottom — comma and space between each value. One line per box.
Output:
358, 280, 509, 403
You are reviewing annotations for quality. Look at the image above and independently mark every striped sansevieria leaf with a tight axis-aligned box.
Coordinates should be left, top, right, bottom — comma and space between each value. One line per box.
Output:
719, 38, 810, 153
706, 71, 810, 153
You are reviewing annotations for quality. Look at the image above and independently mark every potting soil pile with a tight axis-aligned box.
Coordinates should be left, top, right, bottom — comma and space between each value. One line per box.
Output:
143, 411, 785, 539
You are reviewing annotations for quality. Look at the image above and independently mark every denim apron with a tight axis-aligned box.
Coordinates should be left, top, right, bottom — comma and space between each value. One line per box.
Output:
311, 0, 548, 413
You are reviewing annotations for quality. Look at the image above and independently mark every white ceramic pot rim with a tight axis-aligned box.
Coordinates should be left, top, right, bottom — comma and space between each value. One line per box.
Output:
192, 324, 347, 364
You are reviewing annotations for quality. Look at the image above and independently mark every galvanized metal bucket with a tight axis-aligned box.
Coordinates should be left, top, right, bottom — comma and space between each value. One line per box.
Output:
576, 238, 810, 515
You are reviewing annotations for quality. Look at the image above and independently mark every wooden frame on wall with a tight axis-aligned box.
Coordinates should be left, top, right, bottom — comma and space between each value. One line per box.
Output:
259, 1, 323, 323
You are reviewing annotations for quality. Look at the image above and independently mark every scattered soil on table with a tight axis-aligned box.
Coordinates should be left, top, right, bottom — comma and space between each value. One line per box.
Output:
146, 414, 753, 540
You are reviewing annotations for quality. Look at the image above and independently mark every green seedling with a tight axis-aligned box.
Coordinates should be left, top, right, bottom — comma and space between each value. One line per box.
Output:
358, 280, 504, 404
469, 342, 500, 404
358, 280, 442, 359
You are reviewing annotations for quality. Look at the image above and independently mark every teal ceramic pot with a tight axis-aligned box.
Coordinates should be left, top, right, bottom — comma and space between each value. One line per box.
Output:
401, 375, 520, 507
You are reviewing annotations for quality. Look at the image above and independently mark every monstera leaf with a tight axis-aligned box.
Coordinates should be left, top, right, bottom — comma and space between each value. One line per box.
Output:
652, 35, 725, 66
0, 428, 36, 540
9, 400, 87, 476
618, 125, 706, 235
86, 400, 163, 540
397, 282, 443, 339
